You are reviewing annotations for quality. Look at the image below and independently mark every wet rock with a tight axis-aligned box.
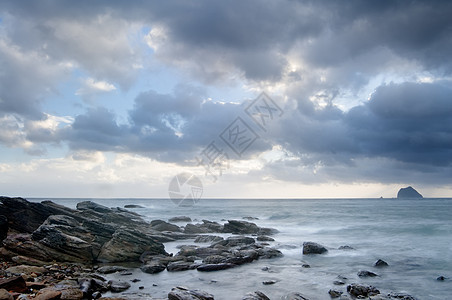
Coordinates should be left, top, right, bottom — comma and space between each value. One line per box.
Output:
203, 255, 227, 264
347, 283, 380, 297
167, 261, 197, 272
328, 289, 342, 298
76, 201, 112, 213
168, 286, 214, 300
197, 263, 236, 272
357, 270, 379, 277
194, 235, 224, 243
108, 280, 131, 293
242, 291, 270, 300
213, 236, 255, 247
140, 260, 166, 274
150, 220, 182, 232
437, 275, 446, 281
0, 276, 27, 293
223, 220, 260, 234
258, 227, 279, 235
11, 255, 47, 266
0, 289, 13, 300
92, 291, 102, 299
184, 224, 210, 234
262, 280, 277, 285
124, 204, 144, 208
97, 266, 129, 274
281, 292, 310, 300
257, 247, 283, 259
34, 289, 62, 300
387, 292, 418, 300
169, 216, 192, 222
302, 242, 328, 254
256, 236, 274, 242
302, 264, 311, 268
333, 280, 345, 285
374, 259, 389, 267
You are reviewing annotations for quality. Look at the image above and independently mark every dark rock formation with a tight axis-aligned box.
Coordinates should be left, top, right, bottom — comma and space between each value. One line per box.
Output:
347, 283, 379, 297
223, 220, 260, 234
194, 235, 224, 243
281, 292, 310, 300
0, 215, 7, 242
0, 276, 27, 293
357, 270, 379, 277
169, 216, 192, 222
302, 242, 328, 254
242, 291, 270, 300
197, 263, 236, 272
397, 186, 423, 199
375, 259, 389, 267
124, 204, 144, 208
150, 220, 182, 232
328, 289, 342, 298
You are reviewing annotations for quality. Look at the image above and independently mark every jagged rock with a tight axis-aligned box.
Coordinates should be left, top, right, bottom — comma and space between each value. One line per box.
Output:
194, 235, 224, 244
76, 201, 111, 213
257, 247, 283, 259
168, 286, 214, 300
197, 263, 236, 272
375, 259, 389, 267
6, 265, 47, 275
347, 283, 380, 297
302, 242, 328, 254
140, 258, 167, 274
184, 224, 210, 234
97, 228, 167, 262
0, 276, 27, 293
397, 186, 423, 199
223, 220, 260, 234
203, 255, 227, 264
169, 216, 192, 222
242, 291, 270, 300
150, 220, 182, 232
387, 292, 418, 300
357, 270, 379, 277
167, 261, 198, 272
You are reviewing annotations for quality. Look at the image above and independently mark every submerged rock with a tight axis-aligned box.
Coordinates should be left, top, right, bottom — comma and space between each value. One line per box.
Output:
302, 242, 328, 254
328, 289, 342, 298
197, 263, 236, 272
375, 259, 389, 267
281, 292, 310, 300
357, 270, 379, 277
347, 283, 380, 297
242, 291, 270, 300
397, 186, 423, 199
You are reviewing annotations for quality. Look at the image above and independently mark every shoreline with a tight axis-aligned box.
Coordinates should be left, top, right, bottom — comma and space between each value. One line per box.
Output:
0, 196, 428, 299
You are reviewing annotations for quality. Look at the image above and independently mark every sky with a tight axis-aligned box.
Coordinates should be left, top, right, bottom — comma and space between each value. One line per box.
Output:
1, 0, 452, 198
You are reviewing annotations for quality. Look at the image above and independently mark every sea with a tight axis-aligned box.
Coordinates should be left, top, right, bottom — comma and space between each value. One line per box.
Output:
30, 198, 452, 300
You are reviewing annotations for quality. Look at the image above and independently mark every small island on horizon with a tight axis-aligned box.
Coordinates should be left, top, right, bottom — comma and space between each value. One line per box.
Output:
397, 186, 423, 199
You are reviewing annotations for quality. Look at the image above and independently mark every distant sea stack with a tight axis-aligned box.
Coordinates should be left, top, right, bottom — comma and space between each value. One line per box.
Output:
397, 186, 423, 199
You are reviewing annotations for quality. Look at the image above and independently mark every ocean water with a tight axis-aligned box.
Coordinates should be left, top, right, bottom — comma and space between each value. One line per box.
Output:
32, 198, 452, 300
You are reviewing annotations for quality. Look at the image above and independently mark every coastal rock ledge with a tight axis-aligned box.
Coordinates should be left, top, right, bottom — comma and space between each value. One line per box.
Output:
397, 186, 423, 199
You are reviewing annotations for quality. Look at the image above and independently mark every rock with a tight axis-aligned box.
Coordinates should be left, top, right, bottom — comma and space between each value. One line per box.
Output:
256, 236, 274, 242
357, 270, 378, 277
203, 255, 227, 264
258, 227, 279, 235
76, 201, 112, 213
194, 235, 224, 243
97, 266, 129, 274
347, 283, 380, 297
375, 259, 389, 267
223, 220, 260, 234
140, 260, 166, 274
169, 216, 192, 222
0, 276, 27, 293
338, 245, 354, 250
397, 186, 423, 199
387, 292, 418, 300
167, 261, 197, 272
242, 216, 259, 220
11, 255, 47, 266
97, 228, 167, 262
6, 265, 47, 275
184, 224, 210, 234
197, 263, 236, 272
437, 276, 446, 281
168, 286, 214, 300
302, 264, 310, 268
262, 280, 277, 285
0, 289, 13, 300
108, 280, 131, 293
281, 292, 310, 300
150, 220, 182, 232
302, 242, 328, 254
124, 204, 144, 208
328, 289, 342, 298
0, 215, 7, 243
34, 290, 62, 300
242, 291, 270, 300
213, 236, 255, 247
333, 280, 345, 285
257, 247, 283, 259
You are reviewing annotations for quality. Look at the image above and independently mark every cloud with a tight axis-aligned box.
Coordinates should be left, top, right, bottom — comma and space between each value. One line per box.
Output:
76, 78, 116, 96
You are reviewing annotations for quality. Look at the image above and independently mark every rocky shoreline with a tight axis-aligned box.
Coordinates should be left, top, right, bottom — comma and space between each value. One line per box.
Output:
0, 197, 421, 299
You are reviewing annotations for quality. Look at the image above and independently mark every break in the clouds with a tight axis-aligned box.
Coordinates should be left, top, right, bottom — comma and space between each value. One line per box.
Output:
0, 0, 451, 197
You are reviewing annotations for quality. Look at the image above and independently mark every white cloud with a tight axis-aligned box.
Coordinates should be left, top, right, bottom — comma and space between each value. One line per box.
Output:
76, 78, 116, 96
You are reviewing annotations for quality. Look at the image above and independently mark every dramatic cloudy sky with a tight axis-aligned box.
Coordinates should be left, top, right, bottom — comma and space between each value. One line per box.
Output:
1, 0, 452, 198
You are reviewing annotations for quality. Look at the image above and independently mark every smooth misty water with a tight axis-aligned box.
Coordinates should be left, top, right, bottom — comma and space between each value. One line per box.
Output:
33, 198, 452, 300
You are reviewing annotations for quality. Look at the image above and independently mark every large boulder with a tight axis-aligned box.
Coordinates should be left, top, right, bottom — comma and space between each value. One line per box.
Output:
223, 220, 260, 234
397, 186, 423, 199
302, 242, 328, 254
168, 286, 214, 300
